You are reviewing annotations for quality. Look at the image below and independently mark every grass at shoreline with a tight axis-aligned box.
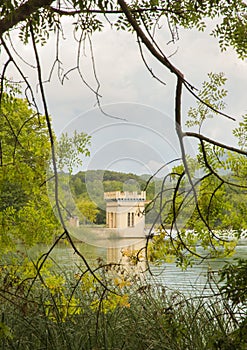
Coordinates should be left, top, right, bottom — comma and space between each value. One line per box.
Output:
0, 261, 246, 350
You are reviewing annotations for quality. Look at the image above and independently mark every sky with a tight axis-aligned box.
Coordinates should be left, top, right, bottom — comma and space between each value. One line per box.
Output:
2, 14, 247, 178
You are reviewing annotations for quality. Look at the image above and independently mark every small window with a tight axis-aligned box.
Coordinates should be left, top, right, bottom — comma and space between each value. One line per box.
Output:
127, 212, 131, 227
108, 212, 116, 228
127, 212, 134, 227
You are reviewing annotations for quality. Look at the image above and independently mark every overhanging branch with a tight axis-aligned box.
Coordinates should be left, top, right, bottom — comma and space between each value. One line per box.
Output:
0, 0, 53, 36
118, 0, 184, 78
184, 132, 247, 156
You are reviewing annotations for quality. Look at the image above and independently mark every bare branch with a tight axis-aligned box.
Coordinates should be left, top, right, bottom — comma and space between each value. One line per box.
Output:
1, 37, 39, 111
118, 0, 184, 78
0, 58, 11, 104
185, 132, 247, 156
184, 81, 236, 122
137, 36, 167, 86
48, 5, 183, 16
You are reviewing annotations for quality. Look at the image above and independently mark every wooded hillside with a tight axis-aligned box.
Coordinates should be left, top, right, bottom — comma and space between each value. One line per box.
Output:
69, 170, 161, 224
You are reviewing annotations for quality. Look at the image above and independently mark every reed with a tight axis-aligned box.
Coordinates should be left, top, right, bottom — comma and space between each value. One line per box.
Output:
0, 262, 246, 350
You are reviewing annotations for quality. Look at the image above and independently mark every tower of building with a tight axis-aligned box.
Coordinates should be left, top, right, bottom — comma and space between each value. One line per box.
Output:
104, 191, 146, 237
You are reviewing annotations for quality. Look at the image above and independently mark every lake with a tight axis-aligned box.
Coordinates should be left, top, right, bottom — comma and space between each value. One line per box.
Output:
30, 236, 247, 294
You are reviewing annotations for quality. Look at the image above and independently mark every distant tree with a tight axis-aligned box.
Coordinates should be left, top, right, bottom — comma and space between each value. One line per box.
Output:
76, 197, 99, 224
70, 176, 85, 196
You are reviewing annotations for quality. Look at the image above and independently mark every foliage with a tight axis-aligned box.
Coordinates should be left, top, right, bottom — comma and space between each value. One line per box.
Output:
0, 258, 246, 349
0, 4, 246, 347
148, 73, 247, 267
0, 0, 246, 251
219, 258, 247, 307
56, 131, 91, 174
0, 89, 93, 254
76, 198, 99, 224
186, 72, 227, 132
0, 91, 60, 253
68, 169, 159, 224
233, 114, 247, 150
70, 170, 153, 196
0, 0, 246, 218
2, 1, 245, 58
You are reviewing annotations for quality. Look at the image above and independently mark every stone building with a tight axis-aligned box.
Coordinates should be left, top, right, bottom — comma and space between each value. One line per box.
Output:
104, 191, 146, 238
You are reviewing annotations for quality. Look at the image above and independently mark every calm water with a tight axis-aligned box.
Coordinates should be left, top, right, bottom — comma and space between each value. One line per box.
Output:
30, 238, 247, 294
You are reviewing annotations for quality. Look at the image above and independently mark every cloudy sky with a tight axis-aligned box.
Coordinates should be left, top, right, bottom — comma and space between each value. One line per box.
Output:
2, 14, 247, 176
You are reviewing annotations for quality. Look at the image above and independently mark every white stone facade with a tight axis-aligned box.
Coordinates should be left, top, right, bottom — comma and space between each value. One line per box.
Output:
104, 191, 146, 238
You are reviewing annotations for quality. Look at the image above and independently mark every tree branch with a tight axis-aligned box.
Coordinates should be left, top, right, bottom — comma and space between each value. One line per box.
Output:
117, 0, 184, 78
48, 5, 183, 16
184, 81, 236, 122
184, 132, 247, 156
0, 0, 53, 37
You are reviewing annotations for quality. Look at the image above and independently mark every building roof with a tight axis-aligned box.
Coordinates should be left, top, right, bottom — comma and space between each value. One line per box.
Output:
104, 191, 146, 202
